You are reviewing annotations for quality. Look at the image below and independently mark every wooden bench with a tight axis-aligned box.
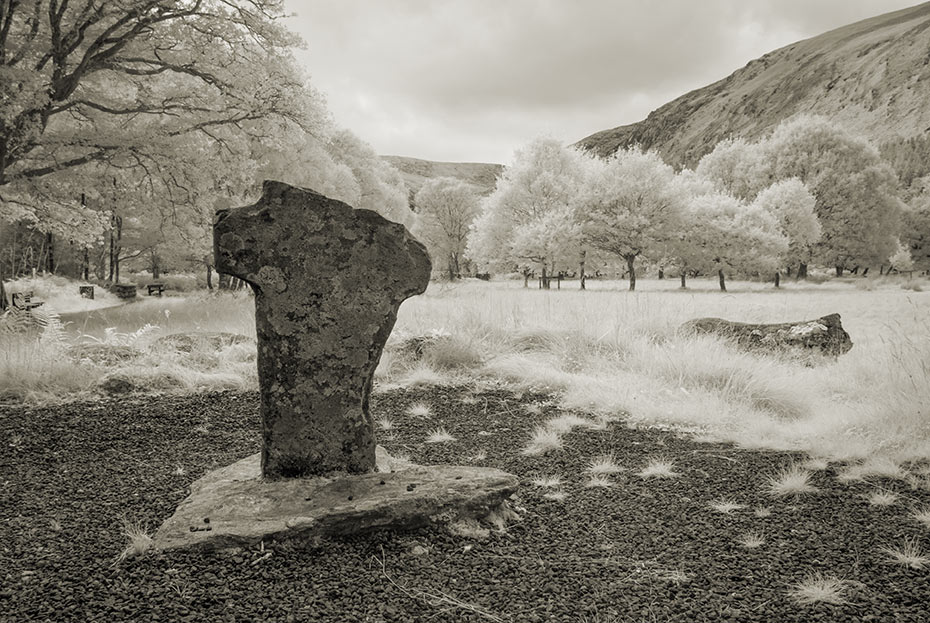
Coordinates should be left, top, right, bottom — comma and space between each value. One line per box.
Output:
11, 291, 44, 310
147, 283, 166, 296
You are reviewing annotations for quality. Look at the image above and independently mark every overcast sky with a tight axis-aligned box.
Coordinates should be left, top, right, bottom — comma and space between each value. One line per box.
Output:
284, 1, 920, 164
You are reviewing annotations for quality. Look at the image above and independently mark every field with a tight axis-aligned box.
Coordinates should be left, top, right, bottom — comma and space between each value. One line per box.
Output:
2, 274, 930, 621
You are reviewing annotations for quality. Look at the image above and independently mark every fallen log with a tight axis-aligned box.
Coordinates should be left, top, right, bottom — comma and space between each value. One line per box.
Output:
680, 313, 853, 358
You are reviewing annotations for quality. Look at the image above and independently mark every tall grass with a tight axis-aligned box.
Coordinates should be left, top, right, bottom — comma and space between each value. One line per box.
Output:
0, 283, 257, 404
3, 274, 929, 468
384, 277, 930, 464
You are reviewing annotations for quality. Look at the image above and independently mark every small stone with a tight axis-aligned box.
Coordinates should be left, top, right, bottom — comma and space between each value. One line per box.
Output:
410, 545, 428, 556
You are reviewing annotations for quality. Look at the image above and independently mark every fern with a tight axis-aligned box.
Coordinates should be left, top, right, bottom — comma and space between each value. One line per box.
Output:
37, 307, 67, 351
83, 323, 160, 347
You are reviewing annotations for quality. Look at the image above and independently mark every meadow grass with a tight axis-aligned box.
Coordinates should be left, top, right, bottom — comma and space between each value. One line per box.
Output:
384, 276, 930, 466
3, 274, 930, 472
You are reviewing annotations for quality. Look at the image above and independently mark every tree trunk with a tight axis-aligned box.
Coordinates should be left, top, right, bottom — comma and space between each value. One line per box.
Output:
880, 265, 884, 276
680, 272, 687, 289
835, 265, 844, 277
151, 251, 160, 280
658, 268, 664, 280
541, 266, 548, 290
774, 272, 780, 288
0, 266, 7, 311
798, 263, 808, 280
786, 266, 793, 278
718, 268, 726, 292
556, 273, 561, 289
45, 232, 55, 274
862, 267, 869, 277
206, 264, 213, 290
579, 250, 586, 290
108, 229, 114, 282
109, 215, 122, 283
82, 247, 90, 281
626, 255, 636, 291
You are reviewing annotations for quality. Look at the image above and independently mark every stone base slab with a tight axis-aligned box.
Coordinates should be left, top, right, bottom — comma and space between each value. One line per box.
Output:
153, 448, 519, 551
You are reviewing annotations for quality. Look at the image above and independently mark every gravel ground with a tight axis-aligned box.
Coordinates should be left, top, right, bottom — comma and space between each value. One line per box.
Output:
2, 387, 929, 622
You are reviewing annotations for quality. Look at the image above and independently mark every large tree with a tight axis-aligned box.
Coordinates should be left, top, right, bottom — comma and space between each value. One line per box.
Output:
414, 176, 480, 280
766, 116, 902, 275
0, 0, 315, 239
467, 137, 591, 287
576, 147, 684, 291
752, 178, 821, 279
672, 191, 788, 292
697, 116, 903, 276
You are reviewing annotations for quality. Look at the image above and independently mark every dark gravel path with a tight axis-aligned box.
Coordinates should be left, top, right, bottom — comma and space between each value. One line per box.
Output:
2, 387, 929, 622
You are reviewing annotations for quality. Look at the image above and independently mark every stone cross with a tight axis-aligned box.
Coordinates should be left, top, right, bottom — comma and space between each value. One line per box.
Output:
214, 181, 431, 479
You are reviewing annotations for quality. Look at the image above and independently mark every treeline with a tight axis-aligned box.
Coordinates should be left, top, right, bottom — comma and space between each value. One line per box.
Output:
0, 1, 415, 296
416, 116, 929, 290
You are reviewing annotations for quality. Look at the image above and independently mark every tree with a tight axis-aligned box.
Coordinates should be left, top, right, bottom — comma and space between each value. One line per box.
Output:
0, 1, 316, 227
888, 240, 915, 274
467, 137, 591, 288
325, 130, 416, 229
695, 137, 769, 200
764, 116, 902, 275
697, 116, 904, 276
576, 147, 684, 291
414, 177, 480, 279
752, 178, 821, 279
901, 196, 930, 272
673, 191, 788, 291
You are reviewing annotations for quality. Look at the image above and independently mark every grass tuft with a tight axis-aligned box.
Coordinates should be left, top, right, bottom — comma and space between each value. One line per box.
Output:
913, 506, 930, 529
425, 427, 455, 443
637, 458, 680, 479
837, 457, 906, 483
754, 506, 773, 518
736, 531, 765, 548
375, 417, 395, 431
767, 465, 818, 497
116, 519, 152, 562
405, 403, 432, 418
584, 474, 615, 488
881, 538, 929, 569
531, 474, 563, 488
522, 426, 563, 456
709, 499, 745, 514
787, 572, 849, 605
542, 489, 568, 502
469, 449, 487, 462
586, 452, 625, 474
865, 490, 899, 506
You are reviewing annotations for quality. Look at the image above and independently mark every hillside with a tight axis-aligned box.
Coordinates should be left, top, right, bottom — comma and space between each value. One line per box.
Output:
382, 155, 503, 205
575, 2, 930, 168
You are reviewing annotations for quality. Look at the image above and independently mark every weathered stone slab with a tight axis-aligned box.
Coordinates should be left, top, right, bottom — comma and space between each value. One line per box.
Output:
681, 313, 853, 357
214, 181, 431, 479
152, 448, 518, 552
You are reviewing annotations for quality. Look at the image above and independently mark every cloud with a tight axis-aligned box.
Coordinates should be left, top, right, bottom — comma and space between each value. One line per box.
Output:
287, 0, 919, 163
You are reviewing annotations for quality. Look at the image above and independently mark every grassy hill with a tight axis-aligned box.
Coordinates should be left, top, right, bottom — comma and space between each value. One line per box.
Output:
382, 155, 503, 206
575, 2, 930, 168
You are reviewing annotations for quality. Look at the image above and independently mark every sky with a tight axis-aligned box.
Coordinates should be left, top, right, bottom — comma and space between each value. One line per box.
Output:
284, 0, 921, 164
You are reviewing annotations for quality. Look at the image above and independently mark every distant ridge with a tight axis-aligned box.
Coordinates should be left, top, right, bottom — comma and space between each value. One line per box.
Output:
575, 2, 930, 168
382, 155, 503, 206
